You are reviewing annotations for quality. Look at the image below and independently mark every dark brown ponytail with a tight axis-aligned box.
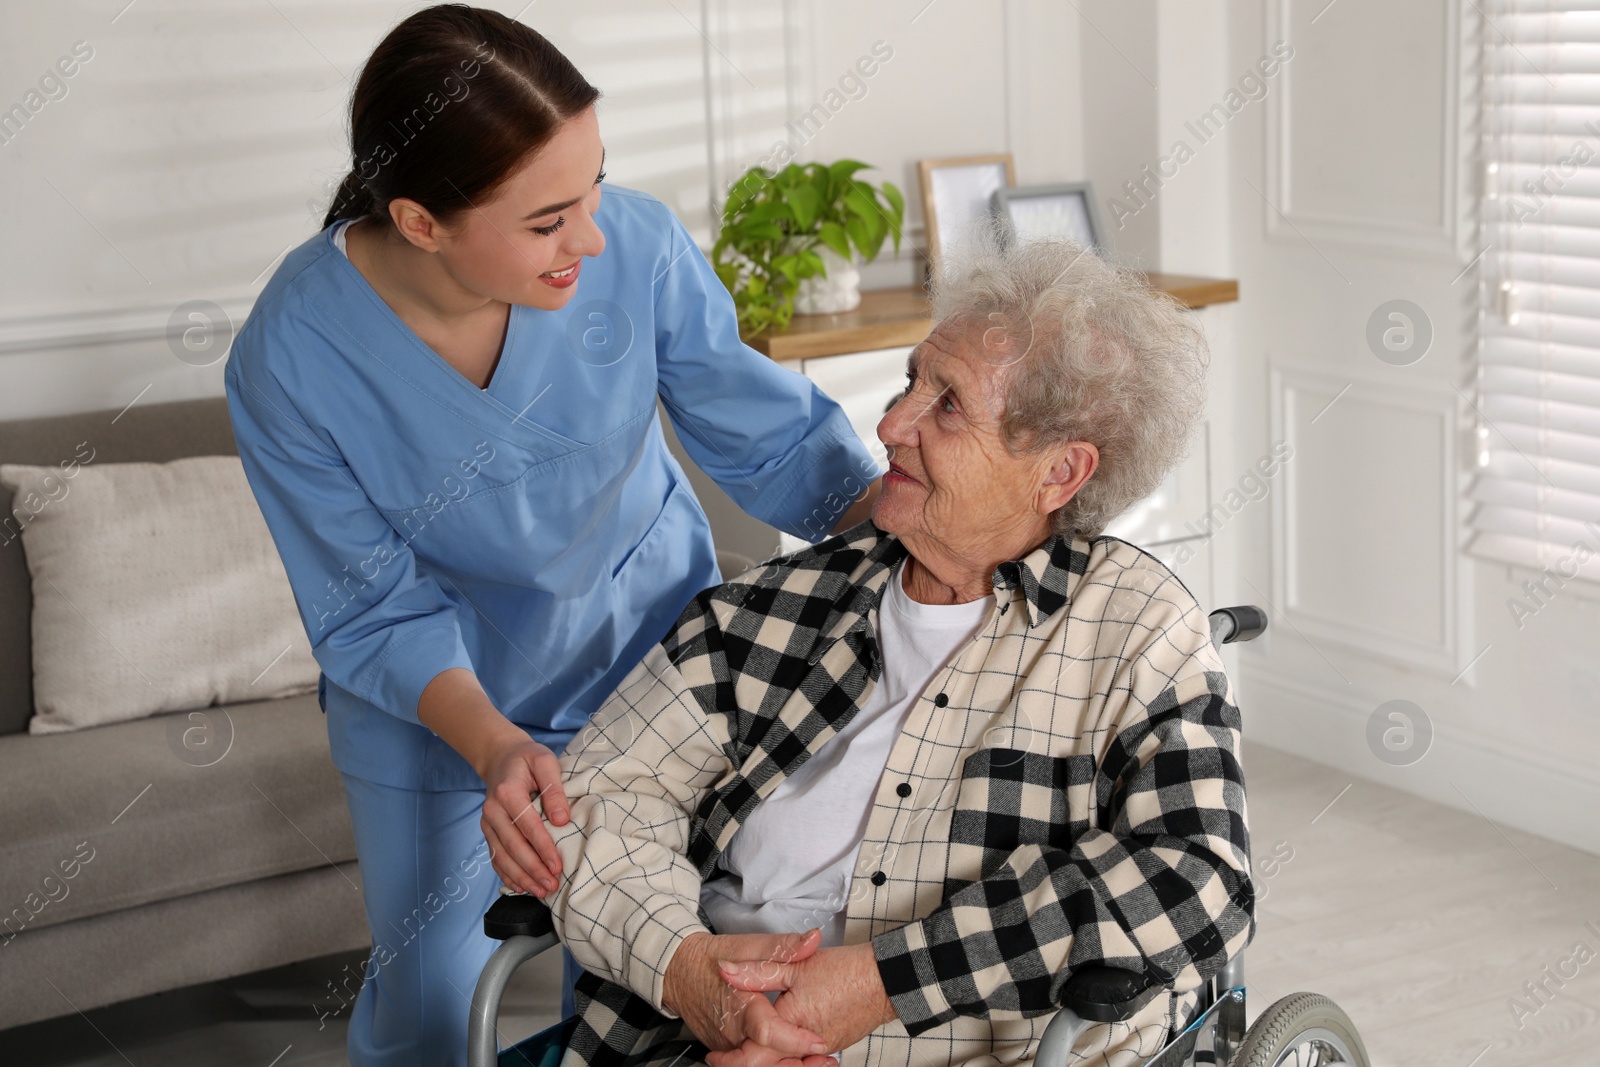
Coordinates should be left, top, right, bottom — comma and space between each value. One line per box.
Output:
322, 4, 600, 232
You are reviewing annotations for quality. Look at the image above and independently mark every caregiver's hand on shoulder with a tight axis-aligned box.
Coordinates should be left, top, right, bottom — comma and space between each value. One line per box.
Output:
479, 736, 572, 896
416, 668, 572, 897
664, 929, 836, 1067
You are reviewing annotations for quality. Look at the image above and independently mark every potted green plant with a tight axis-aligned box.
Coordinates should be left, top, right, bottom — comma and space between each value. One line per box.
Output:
711, 160, 905, 335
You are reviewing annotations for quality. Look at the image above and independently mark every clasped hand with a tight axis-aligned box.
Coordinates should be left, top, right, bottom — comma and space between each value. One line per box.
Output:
663, 928, 897, 1067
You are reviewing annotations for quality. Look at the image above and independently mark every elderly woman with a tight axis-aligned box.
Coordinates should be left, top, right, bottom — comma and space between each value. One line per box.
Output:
531, 232, 1254, 1067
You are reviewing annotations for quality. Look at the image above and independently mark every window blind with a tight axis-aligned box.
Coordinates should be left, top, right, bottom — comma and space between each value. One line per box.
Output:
1470, 0, 1600, 582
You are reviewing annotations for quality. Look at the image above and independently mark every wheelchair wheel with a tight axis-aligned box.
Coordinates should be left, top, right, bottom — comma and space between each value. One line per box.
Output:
1233, 992, 1369, 1067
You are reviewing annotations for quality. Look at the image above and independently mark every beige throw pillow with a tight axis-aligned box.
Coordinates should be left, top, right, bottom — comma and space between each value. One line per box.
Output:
0, 455, 319, 734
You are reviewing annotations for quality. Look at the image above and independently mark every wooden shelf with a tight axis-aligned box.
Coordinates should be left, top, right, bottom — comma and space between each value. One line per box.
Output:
742, 288, 932, 362
1148, 273, 1242, 310
743, 275, 1239, 362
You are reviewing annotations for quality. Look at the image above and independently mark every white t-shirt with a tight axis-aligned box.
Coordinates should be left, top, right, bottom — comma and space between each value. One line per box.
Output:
331, 218, 354, 256
699, 559, 992, 947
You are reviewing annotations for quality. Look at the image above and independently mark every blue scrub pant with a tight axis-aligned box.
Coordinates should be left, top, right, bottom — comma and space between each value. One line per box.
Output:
339, 771, 580, 1067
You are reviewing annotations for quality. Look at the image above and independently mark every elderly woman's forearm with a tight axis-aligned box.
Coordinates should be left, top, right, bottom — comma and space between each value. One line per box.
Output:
870, 674, 1252, 1034
538, 637, 739, 1010
543, 803, 713, 1010
870, 830, 1253, 1034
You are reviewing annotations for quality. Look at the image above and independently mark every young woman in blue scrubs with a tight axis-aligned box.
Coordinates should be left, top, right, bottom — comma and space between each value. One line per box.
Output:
223, 7, 880, 1065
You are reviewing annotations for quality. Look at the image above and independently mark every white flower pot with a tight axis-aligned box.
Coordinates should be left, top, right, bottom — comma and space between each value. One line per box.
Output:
794, 244, 862, 315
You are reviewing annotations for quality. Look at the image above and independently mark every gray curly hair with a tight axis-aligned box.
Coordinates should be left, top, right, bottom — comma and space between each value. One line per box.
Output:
929, 227, 1210, 538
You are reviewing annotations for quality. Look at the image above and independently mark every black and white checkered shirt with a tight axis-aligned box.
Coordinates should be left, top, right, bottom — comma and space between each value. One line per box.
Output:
543, 521, 1255, 1067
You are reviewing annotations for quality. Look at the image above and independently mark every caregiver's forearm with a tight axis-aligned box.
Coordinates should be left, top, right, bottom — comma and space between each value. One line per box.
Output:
417, 667, 532, 779
830, 478, 882, 535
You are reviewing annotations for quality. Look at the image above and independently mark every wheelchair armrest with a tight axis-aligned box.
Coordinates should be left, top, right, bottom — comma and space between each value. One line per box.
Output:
1056, 965, 1163, 1023
484, 892, 556, 941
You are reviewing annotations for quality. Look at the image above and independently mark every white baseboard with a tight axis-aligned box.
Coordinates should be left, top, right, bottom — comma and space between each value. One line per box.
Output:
1242, 665, 1600, 859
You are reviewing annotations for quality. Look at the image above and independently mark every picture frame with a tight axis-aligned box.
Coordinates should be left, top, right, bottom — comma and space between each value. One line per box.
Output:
916, 153, 1016, 274
990, 182, 1104, 251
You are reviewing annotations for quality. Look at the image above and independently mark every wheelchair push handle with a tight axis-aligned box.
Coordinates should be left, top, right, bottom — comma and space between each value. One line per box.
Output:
1208, 605, 1267, 648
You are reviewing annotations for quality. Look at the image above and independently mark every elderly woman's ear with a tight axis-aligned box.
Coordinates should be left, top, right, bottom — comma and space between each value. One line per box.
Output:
1035, 440, 1098, 520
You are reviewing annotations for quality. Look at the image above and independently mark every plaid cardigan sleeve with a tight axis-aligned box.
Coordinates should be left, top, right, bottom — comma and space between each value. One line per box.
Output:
869, 591, 1255, 1035
540, 605, 736, 1017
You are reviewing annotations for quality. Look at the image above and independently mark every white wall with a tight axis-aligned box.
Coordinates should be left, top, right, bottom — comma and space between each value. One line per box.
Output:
1078, 0, 1160, 271
742, 0, 1084, 290
0, 0, 1084, 413
1220, 0, 1600, 855
0, 1, 735, 419
1077, 0, 1234, 276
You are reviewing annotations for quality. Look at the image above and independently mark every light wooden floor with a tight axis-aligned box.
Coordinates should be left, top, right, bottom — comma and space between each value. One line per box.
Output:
1241, 740, 1600, 1067
2, 739, 1596, 1066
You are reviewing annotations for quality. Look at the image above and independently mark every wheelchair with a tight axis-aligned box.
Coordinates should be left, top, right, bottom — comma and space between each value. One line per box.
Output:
467, 606, 1370, 1067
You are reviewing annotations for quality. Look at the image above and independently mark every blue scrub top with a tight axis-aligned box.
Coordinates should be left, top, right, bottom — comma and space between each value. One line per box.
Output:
225, 185, 882, 791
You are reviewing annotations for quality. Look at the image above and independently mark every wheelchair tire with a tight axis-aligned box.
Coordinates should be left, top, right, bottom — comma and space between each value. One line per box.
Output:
1233, 992, 1369, 1067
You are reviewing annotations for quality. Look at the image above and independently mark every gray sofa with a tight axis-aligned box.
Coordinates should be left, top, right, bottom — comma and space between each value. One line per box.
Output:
0, 396, 370, 1032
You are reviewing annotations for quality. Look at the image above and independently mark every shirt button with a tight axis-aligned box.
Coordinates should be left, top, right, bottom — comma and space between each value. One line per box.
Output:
934, 692, 949, 707
896, 782, 912, 798
871, 871, 887, 886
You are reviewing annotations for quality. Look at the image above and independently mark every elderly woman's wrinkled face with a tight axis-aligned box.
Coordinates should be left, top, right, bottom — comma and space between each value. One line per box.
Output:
872, 319, 1084, 572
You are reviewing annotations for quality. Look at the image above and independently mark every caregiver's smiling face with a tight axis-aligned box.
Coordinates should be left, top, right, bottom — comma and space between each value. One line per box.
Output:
434, 104, 608, 312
